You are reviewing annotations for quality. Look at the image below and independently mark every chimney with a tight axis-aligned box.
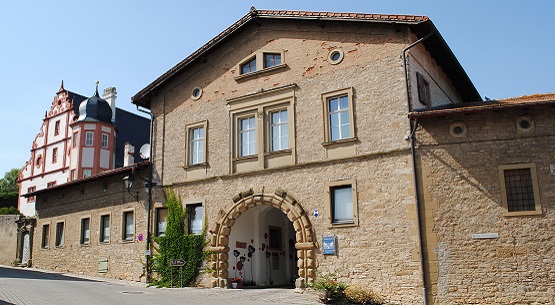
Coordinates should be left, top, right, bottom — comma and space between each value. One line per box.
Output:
124, 142, 135, 167
102, 87, 117, 122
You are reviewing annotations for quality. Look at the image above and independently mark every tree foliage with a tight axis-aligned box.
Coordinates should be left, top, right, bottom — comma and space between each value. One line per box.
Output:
149, 188, 210, 287
0, 169, 19, 209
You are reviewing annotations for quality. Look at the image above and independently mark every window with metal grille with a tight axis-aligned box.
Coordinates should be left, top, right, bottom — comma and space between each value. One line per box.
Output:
504, 168, 535, 212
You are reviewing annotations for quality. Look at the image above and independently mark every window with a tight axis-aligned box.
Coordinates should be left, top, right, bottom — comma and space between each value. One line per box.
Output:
41, 224, 49, 249
80, 218, 90, 245
241, 57, 256, 74
73, 132, 78, 148
417, 72, 431, 106
228, 84, 296, 173
185, 121, 208, 167
47, 181, 57, 188
155, 208, 168, 237
328, 49, 344, 65
499, 163, 542, 216
52, 147, 58, 163
123, 211, 134, 241
85, 131, 94, 146
100, 215, 110, 243
264, 53, 281, 68
321, 87, 355, 143
27, 186, 36, 202
239, 116, 256, 157
55, 222, 64, 247
102, 133, 108, 148
83, 169, 92, 178
270, 110, 288, 151
326, 180, 358, 227
268, 226, 281, 250
237, 50, 285, 78
70, 170, 76, 181
187, 204, 203, 234
54, 120, 60, 136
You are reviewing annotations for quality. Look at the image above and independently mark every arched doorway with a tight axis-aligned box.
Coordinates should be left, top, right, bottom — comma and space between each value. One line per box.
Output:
209, 189, 315, 288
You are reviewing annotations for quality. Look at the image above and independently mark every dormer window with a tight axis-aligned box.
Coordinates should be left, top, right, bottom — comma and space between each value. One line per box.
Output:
236, 50, 286, 80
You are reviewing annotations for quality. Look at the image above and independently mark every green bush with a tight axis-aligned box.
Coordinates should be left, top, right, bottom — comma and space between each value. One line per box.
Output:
149, 188, 210, 287
0, 206, 20, 215
344, 284, 385, 305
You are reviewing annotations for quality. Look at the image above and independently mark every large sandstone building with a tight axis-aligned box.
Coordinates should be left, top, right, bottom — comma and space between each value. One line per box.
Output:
29, 9, 554, 305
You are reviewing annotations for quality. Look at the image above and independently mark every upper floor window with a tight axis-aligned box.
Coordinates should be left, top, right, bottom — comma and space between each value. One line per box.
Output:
498, 163, 542, 216
54, 120, 60, 136
270, 109, 288, 151
102, 133, 108, 149
73, 132, 78, 148
47, 181, 57, 188
236, 50, 286, 79
85, 131, 94, 146
52, 147, 58, 163
239, 116, 256, 157
321, 87, 356, 144
70, 170, 76, 181
417, 72, 431, 106
27, 186, 36, 203
185, 122, 207, 167
187, 203, 203, 235
83, 169, 92, 178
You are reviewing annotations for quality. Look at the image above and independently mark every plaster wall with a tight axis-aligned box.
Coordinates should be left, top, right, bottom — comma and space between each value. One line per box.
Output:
0, 216, 18, 265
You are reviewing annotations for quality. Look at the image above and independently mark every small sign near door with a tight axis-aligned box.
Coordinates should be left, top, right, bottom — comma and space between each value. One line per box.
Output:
322, 236, 336, 255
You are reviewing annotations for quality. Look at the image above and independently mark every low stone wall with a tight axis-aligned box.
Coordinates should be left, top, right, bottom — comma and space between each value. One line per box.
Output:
0, 215, 18, 265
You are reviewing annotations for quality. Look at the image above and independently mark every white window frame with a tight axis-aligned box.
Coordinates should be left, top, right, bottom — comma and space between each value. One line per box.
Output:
185, 121, 208, 167
269, 108, 289, 152
122, 210, 135, 241
101, 133, 108, 148
85, 131, 94, 146
321, 87, 356, 144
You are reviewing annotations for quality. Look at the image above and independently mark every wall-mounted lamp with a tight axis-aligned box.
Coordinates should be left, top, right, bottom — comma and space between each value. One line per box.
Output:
123, 175, 139, 201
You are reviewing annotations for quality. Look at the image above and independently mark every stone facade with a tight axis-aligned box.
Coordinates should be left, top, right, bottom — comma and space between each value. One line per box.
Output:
132, 11, 474, 304
0, 215, 19, 265
414, 97, 555, 304
32, 165, 153, 282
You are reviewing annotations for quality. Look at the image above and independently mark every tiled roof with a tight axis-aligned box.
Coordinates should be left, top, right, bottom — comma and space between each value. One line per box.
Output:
409, 93, 555, 118
132, 8, 430, 106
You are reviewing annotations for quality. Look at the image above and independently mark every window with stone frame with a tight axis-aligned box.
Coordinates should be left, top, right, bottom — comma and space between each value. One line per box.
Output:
100, 214, 110, 243
80, 218, 90, 245
155, 207, 168, 237
122, 210, 134, 241
41, 224, 50, 249
321, 87, 356, 144
236, 50, 285, 79
185, 121, 208, 167
498, 163, 542, 216
326, 180, 359, 227
227, 84, 296, 173
55, 221, 64, 247
187, 203, 203, 235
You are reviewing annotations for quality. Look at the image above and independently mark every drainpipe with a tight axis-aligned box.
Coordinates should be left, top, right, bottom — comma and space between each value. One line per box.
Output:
402, 26, 435, 305
137, 106, 154, 285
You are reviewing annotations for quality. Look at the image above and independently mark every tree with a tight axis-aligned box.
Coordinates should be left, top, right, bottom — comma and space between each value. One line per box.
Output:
0, 169, 19, 210
149, 188, 209, 287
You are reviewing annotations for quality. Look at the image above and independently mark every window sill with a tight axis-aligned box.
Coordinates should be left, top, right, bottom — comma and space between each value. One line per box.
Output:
264, 148, 292, 157
322, 137, 358, 147
503, 209, 542, 217
100, 241, 110, 245
235, 64, 287, 82
233, 155, 258, 162
80, 243, 90, 247
121, 239, 135, 243
327, 221, 358, 229
183, 162, 209, 170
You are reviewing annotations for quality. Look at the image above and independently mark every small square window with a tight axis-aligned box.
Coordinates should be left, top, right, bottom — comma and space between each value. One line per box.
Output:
187, 204, 203, 235
47, 181, 57, 188
85, 131, 94, 146
499, 163, 542, 216
155, 208, 168, 237
123, 211, 134, 241
41, 224, 50, 249
81, 218, 90, 245
55, 222, 64, 247
100, 215, 110, 243
326, 180, 358, 227
264, 53, 281, 68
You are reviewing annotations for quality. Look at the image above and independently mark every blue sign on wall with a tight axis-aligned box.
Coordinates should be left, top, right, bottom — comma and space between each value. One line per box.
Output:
322, 236, 336, 255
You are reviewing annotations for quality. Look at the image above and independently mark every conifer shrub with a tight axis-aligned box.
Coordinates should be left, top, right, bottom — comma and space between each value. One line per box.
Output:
149, 188, 210, 287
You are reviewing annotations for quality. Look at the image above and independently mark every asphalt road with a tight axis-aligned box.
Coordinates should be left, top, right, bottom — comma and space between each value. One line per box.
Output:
0, 266, 321, 305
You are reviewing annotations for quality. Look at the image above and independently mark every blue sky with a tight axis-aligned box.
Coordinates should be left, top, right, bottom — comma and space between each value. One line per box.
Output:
0, 0, 553, 176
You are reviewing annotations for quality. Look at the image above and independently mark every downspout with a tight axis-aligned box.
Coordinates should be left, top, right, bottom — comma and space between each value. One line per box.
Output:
402, 26, 435, 305
137, 105, 154, 285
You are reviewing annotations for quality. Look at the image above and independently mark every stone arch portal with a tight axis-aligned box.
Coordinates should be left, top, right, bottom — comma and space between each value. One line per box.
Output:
209, 189, 315, 288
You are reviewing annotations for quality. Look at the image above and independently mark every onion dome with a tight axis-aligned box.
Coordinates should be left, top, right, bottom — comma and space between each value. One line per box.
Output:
76, 81, 113, 124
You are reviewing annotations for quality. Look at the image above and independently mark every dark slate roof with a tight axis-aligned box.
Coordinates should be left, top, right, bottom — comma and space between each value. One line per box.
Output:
76, 89, 113, 124
132, 8, 481, 107
114, 108, 151, 168
67, 91, 88, 117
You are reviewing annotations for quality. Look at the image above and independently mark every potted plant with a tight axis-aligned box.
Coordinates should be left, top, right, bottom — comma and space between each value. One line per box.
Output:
230, 277, 243, 289
310, 273, 346, 303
